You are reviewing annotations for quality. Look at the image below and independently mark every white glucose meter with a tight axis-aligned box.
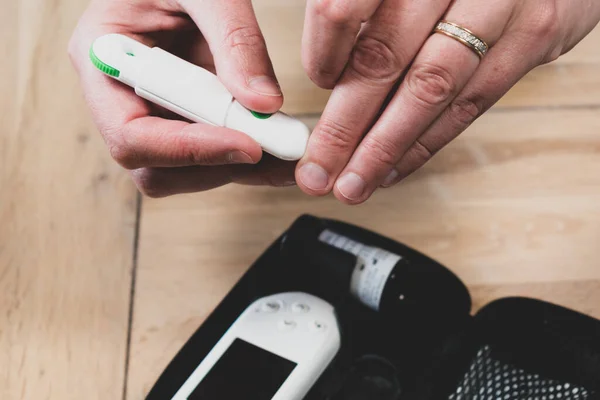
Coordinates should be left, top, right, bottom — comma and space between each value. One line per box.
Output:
89, 34, 310, 161
170, 292, 341, 400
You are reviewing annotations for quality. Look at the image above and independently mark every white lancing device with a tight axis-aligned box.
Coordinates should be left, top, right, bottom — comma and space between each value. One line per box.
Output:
90, 34, 310, 161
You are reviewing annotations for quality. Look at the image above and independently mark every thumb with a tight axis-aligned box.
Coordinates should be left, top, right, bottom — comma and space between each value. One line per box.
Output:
180, 0, 283, 114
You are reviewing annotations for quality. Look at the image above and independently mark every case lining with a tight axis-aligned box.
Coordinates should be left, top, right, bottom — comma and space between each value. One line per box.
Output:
448, 345, 592, 400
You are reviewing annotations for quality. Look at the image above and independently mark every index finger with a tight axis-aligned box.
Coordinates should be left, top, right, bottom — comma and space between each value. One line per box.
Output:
302, 0, 383, 88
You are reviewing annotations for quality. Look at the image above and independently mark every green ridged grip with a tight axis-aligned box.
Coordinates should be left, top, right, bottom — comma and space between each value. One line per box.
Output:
89, 46, 120, 78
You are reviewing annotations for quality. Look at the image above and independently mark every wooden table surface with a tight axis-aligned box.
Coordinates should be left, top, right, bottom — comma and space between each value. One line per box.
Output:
2, 1, 599, 399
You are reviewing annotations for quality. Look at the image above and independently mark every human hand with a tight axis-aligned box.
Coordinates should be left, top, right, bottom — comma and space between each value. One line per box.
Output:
69, 0, 296, 197
297, 0, 600, 204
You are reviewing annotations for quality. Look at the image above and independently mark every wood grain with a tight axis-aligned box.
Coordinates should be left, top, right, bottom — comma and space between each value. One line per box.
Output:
3, 1, 600, 399
128, 107, 600, 398
0, 1, 138, 399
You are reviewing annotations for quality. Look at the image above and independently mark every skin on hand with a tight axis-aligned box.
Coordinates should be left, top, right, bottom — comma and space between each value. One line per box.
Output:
297, 0, 600, 205
68, 0, 297, 197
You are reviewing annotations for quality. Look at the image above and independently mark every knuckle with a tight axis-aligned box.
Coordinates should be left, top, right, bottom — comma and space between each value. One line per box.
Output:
182, 148, 212, 165
132, 169, 167, 198
515, 2, 562, 64
176, 125, 226, 166
107, 138, 139, 170
173, 131, 211, 165
223, 24, 265, 51
543, 45, 563, 64
406, 63, 458, 107
314, 0, 353, 25
315, 118, 357, 151
304, 59, 340, 89
410, 139, 434, 164
350, 35, 403, 83
259, 173, 282, 188
361, 136, 399, 168
527, 2, 560, 40
448, 97, 482, 128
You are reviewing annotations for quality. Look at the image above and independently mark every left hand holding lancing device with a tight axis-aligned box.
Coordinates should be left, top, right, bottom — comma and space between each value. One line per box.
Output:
296, 0, 600, 204
69, 0, 298, 197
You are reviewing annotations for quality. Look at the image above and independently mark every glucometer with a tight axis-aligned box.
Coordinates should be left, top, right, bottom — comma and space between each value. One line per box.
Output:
169, 292, 341, 400
146, 215, 600, 400
89, 34, 310, 161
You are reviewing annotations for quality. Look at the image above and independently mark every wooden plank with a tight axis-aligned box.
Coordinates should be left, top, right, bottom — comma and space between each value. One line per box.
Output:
128, 107, 600, 398
252, 0, 331, 115
253, 1, 600, 114
0, 1, 138, 399
499, 63, 600, 108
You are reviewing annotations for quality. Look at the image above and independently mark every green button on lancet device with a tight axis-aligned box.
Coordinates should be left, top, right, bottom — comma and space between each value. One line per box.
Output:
89, 33, 309, 161
250, 111, 273, 119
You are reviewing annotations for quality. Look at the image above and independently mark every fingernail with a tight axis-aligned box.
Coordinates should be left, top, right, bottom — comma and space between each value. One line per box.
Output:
226, 151, 255, 164
337, 172, 366, 201
247, 75, 282, 96
382, 169, 399, 187
298, 163, 329, 191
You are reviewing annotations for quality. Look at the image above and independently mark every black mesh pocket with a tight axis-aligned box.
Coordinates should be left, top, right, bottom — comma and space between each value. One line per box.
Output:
447, 345, 594, 400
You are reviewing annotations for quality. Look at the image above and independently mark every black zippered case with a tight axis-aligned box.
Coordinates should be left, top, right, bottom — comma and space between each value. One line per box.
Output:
146, 214, 600, 400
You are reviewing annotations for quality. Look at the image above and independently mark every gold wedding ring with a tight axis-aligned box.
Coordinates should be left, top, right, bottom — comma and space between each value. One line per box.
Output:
434, 21, 489, 58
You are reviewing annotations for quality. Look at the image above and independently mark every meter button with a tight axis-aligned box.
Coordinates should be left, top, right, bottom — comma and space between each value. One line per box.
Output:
291, 303, 310, 313
260, 300, 282, 313
310, 320, 327, 332
278, 319, 297, 331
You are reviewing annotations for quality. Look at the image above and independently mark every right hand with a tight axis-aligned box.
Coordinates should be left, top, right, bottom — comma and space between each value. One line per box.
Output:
68, 0, 297, 197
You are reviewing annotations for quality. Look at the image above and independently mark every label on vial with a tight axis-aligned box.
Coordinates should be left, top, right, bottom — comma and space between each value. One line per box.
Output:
319, 230, 401, 311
